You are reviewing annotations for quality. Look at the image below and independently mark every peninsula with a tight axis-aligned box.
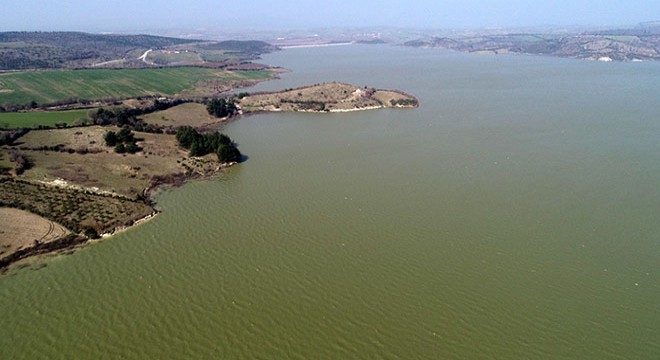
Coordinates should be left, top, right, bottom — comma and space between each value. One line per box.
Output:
1, 81, 417, 271
238, 82, 418, 113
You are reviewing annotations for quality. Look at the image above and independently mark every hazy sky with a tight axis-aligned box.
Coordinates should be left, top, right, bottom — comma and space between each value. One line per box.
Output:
1, 0, 658, 32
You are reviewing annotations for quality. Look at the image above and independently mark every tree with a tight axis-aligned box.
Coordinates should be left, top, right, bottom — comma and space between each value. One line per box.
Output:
206, 98, 237, 118
125, 141, 140, 154
217, 144, 241, 163
114, 143, 126, 153
175, 126, 197, 148
104, 131, 118, 146
117, 127, 134, 143
189, 141, 202, 157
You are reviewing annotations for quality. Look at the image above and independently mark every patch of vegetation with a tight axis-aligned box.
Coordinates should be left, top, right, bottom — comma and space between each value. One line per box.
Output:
0, 128, 29, 145
7, 149, 32, 175
199, 40, 278, 57
280, 99, 326, 111
206, 98, 237, 118
0, 109, 89, 129
89, 101, 184, 133
104, 128, 141, 154
390, 98, 419, 107
175, 126, 241, 162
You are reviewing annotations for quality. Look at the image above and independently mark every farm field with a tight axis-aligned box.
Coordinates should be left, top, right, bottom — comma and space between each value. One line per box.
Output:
0, 207, 69, 257
0, 178, 153, 237
0, 109, 89, 129
0, 68, 273, 106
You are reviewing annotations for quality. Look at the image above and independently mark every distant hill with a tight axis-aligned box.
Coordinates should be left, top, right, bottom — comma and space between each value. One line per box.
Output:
0, 32, 201, 70
405, 32, 660, 62
199, 40, 278, 56
0, 32, 279, 71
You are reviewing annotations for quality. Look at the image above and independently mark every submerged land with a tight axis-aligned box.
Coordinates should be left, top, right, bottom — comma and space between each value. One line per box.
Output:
0, 32, 418, 270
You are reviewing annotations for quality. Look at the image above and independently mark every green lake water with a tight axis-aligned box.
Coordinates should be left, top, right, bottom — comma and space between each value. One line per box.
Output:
2, 45, 660, 359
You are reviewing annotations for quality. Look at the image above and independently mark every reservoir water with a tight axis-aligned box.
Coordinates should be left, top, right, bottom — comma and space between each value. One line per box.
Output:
2, 45, 660, 359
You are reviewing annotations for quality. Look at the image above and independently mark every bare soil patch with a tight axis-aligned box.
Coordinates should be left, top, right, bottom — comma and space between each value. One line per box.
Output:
0, 207, 69, 257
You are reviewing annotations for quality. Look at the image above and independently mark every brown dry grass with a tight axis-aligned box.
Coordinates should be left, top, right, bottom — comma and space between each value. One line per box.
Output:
18, 126, 108, 152
10, 126, 219, 197
372, 90, 413, 105
140, 103, 217, 127
0, 207, 69, 257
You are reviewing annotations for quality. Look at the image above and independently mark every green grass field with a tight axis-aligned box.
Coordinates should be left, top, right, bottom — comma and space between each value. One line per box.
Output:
0, 68, 273, 106
0, 109, 89, 129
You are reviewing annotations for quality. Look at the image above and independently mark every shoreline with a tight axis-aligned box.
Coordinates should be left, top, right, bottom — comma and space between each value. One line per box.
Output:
0, 158, 236, 272
99, 211, 159, 238
1, 81, 417, 273
239, 82, 419, 114
280, 42, 354, 49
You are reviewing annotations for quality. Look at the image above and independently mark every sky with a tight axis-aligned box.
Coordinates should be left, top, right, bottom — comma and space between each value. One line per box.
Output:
1, 0, 658, 32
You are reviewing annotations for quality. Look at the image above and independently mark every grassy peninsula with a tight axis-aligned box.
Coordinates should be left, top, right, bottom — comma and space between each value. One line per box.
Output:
0, 32, 419, 271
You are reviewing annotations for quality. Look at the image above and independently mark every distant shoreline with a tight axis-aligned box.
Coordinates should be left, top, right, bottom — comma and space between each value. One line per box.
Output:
280, 42, 354, 49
